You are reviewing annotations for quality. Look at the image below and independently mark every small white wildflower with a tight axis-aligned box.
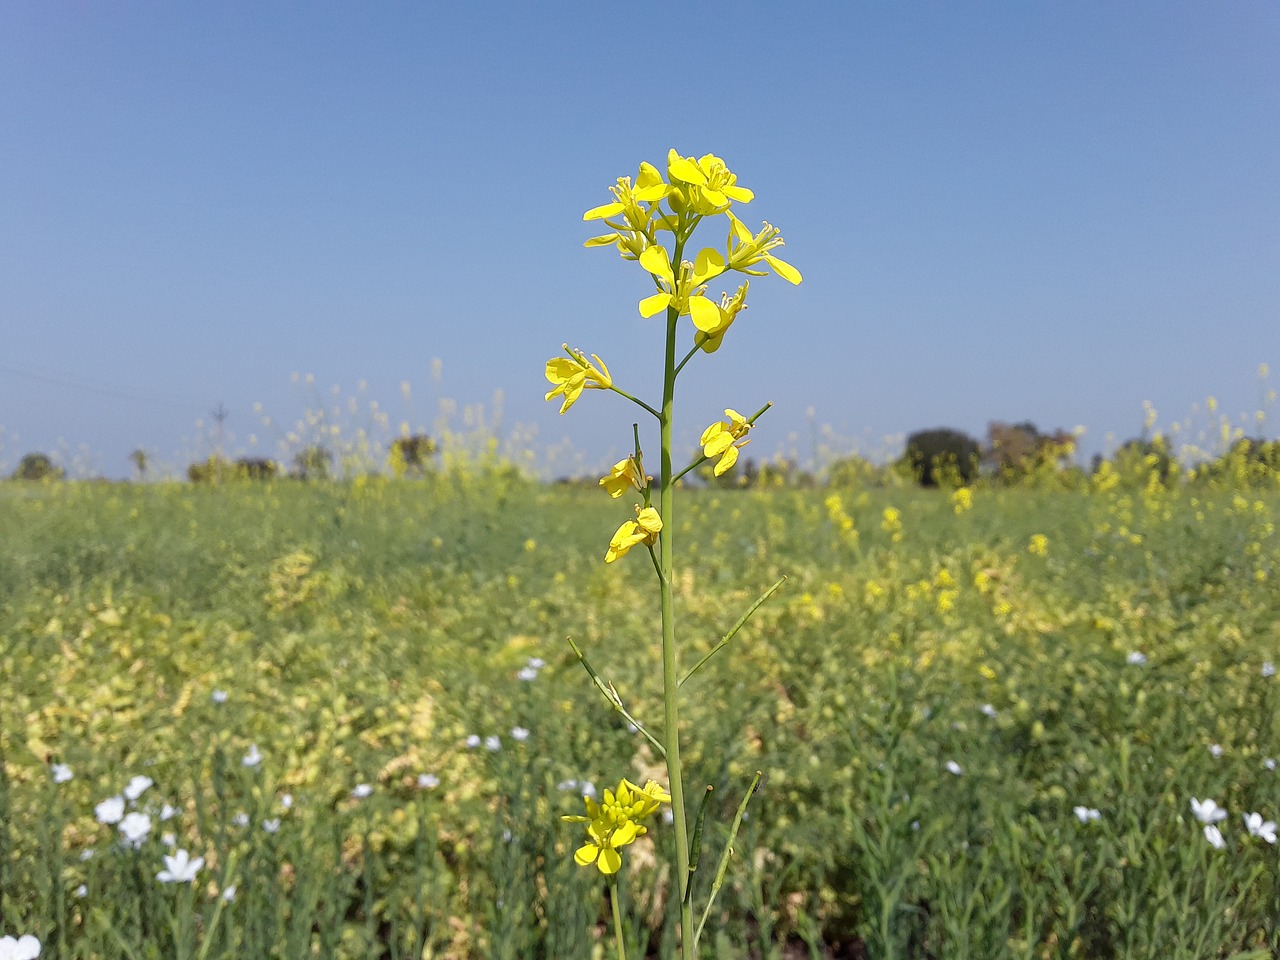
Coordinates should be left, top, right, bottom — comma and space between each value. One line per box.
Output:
231, 812, 249, 827
263, 818, 281, 833
220, 884, 237, 902
95, 796, 125, 825
51, 763, 73, 784
556, 779, 578, 792
465, 734, 481, 749
1244, 812, 1277, 844
581, 781, 598, 800
123, 776, 153, 801
242, 745, 263, 768
980, 704, 998, 718
280, 793, 293, 809
157, 848, 204, 883
1263, 661, 1276, 678
1190, 797, 1227, 824
1126, 651, 1148, 666
945, 760, 964, 776
351, 783, 373, 799
162, 832, 176, 847
510, 726, 530, 742
485, 735, 502, 752
211, 689, 229, 703
516, 667, 538, 682
417, 773, 440, 790
502, 828, 513, 843
1209, 743, 1224, 758
74, 884, 88, 898
159, 803, 178, 821
1265, 758, 1277, 771
1204, 824, 1226, 849
527, 657, 546, 670
0, 934, 41, 959
79, 849, 94, 862
1073, 805, 1102, 823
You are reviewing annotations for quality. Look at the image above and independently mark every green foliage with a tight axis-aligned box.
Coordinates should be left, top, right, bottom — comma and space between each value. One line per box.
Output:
900, 428, 981, 487
11, 452, 63, 481
1, 476, 1278, 957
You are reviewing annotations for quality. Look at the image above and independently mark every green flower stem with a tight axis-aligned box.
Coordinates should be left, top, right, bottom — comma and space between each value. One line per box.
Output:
679, 575, 788, 688
609, 877, 628, 960
660, 274, 695, 958
609, 385, 662, 421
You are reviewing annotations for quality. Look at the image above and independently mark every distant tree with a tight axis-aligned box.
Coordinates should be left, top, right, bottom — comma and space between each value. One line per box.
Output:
234, 458, 278, 480
187, 456, 230, 483
1111, 437, 1176, 486
12, 453, 63, 481
900, 428, 980, 487
130, 449, 149, 480
292, 445, 333, 481
389, 434, 437, 477
985, 421, 1077, 483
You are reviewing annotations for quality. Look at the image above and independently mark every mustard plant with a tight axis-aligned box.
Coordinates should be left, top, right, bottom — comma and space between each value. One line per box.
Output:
544, 150, 801, 958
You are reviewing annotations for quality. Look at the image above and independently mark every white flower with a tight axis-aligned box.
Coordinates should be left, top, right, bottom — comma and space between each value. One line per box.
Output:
516, 667, 538, 682
1073, 805, 1101, 823
74, 884, 88, 898
118, 812, 152, 848
1126, 651, 1148, 665
979, 704, 998, 718
211, 689, 229, 703
51, 763, 73, 784
1190, 797, 1227, 824
159, 803, 178, 821
280, 793, 293, 809
221, 884, 237, 902
1204, 824, 1226, 849
162, 833, 176, 847
510, 726, 530, 742
485, 735, 502, 752
526, 657, 546, 670
95, 796, 126, 825
1244, 812, 1277, 843
351, 783, 373, 799
1208, 744, 1224, 759
1264, 661, 1276, 678
157, 848, 204, 883
465, 735, 481, 749
417, 773, 440, 790
0, 934, 41, 959
79, 850, 94, 862
581, 781, 598, 800
123, 776, 153, 801
661, 808, 674, 824
1265, 758, 1277, 771
262, 818, 281, 833
232, 812, 249, 827
242, 745, 263, 768
945, 760, 964, 776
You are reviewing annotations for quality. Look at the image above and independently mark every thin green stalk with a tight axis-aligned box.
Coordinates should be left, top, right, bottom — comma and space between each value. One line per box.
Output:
659, 255, 694, 958
609, 878, 629, 960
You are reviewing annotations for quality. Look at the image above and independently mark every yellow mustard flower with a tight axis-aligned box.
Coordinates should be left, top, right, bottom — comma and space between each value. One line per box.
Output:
726, 211, 802, 284
1028, 534, 1049, 556
583, 162, 670, 260
563, 778, 671, 875
599, 456, 647, 499
696, 280, 749, 354
701, 409, 752, 476
637, 244, 724, 328
544, 346, 612, 415
666, 149, 754, 215
605, 506, 663, 563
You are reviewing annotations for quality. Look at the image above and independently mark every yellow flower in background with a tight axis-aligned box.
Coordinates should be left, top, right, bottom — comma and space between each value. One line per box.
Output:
637, 244, 724, 328
881, 507, 904, 542
666, 149, 754, 215
696, 280, 749, 354
951, 488, 973, 514
1028, 534, 1049, 556
599, 457, 647, 499
563, 778, 671, 875
701, 409, 752, 476
544, 346, 613, 415
725, 211, 802, 284
605, 506, 663, 563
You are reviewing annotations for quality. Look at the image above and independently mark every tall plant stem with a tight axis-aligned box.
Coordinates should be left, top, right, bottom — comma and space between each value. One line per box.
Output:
660, 291, 694, 958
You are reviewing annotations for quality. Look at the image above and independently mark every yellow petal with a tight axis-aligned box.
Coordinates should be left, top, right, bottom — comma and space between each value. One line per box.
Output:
726, 211, 753, 243
597, 848, 622, 874
723, 184, 754, 203
574, 844, 600, 867
688, 295, 723, 333
714, 445, 740, 476
634, 162, 667, 201
612, 821, 641, 846
639, 244, 674, 281
703, 431, 733, 458
700, 421, 725, 446
584, 234, 619, 247
765, 254, 802, 285
635, 506, 663, 535
693, 248, 725, 283
638, 293, 672, 318
667, 150, 708, 185
583, 201, 625, 221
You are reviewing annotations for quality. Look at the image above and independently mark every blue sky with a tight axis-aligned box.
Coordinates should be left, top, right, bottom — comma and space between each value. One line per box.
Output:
2, 2, 1277, 478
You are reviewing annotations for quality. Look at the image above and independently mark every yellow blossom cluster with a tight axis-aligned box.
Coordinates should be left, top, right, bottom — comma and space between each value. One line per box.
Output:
562, 778, 671, 875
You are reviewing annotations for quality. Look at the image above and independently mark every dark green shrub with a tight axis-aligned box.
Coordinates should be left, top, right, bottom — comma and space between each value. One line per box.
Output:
900, 428, 980, 487
11, 452, 63, 481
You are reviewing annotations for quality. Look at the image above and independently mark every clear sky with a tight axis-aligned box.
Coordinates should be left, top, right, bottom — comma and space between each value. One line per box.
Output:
2, 2, 1277, 478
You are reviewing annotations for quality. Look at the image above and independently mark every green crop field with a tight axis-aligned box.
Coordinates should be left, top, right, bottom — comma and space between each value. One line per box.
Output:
2, 467, 1279, 958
